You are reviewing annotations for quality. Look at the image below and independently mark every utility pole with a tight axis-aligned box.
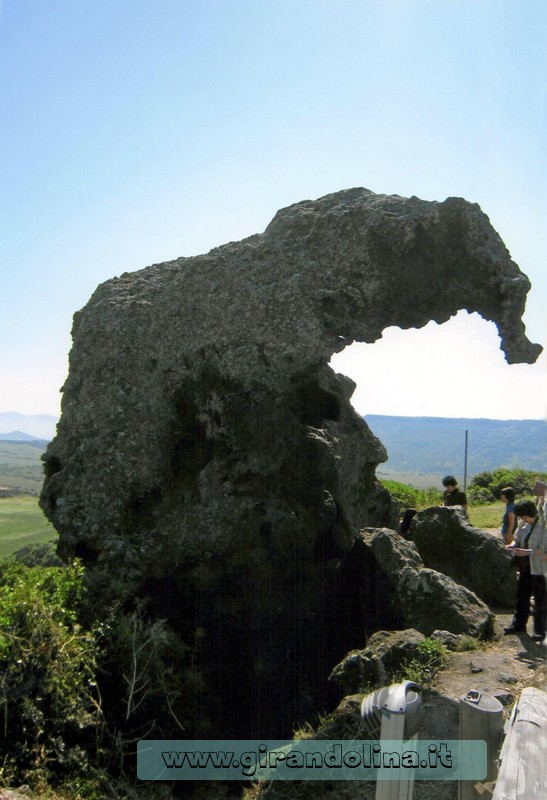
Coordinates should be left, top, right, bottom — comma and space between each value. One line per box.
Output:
463, 429, 469, 492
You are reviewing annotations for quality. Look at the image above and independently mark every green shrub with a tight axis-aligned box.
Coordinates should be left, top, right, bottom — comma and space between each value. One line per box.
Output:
381, 480, 441, 510
454, 635, 481, 652
469, 468, 547, 503
467, 486, 494, 506
385, 469, 547, 510
392, 638, 447, 685
0, 560, 104, 788
0, 559, 209, 792
12, 541, 64, 567
104, 603, 206, 741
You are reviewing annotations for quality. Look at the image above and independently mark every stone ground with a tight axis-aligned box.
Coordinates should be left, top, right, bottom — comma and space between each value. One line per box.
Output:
412, 610, 546, 800
422, 611, 546, 738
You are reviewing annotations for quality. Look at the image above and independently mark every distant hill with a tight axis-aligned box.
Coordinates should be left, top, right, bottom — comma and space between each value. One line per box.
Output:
0, 413, 58, 441
0, 431, 45, 442
1, 412, 545, 496
365, 415, 547, 484
0, 414, 57, 495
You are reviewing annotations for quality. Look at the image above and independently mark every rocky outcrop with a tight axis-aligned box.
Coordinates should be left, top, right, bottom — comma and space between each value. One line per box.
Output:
39, 188, 540, 739
329, 627, 474, 697
410, 506, 517, 607
341, 529, 495, 639
329, 628, 426, 695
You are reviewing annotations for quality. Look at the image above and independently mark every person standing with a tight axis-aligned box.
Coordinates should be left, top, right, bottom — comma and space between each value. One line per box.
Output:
532, 479, 547, 578
504, 500, 546, 641
441, 475, 468, 513
500, 487, 517, 545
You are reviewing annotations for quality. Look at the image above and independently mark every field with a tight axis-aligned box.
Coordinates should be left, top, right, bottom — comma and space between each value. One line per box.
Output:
0, 440, 47, 495
377, 469, 441, 489
467, 501, 505, 531
0, 495, 57, 559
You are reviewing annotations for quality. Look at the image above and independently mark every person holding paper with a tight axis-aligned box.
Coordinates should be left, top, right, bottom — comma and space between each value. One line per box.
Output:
503, 500, 546, 641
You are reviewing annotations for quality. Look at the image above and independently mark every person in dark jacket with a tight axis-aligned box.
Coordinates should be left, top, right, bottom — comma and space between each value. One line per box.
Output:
441, 475, 467, 513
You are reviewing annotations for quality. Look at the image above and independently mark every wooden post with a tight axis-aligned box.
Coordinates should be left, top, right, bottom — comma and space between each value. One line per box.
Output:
463, 429, 469, 492
459, 690, 503, 800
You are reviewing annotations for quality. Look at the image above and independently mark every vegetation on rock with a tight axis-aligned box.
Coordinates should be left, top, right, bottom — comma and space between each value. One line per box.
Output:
391, 637, 447, 685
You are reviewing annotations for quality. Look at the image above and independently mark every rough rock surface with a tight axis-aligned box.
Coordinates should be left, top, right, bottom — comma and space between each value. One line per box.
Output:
329, 628, 426, 696
411, 506, 517, 607
39, 188, 541, 738
341, 529, 495, 639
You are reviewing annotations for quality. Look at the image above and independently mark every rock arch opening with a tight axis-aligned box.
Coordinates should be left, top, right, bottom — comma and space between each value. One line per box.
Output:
329, 311, 525, 420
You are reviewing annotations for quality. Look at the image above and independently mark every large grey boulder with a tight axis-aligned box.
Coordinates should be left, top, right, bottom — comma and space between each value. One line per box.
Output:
411, 506, 517, 607
41, 189, 541, 573
341, 528, 495, 639
39, 188, 539, 738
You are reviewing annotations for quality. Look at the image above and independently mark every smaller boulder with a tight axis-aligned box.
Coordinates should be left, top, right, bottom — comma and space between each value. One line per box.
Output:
411, 506, 517, 607
342, 528, 494, 640
398, 565, 494, 639
329, 628, 425, 696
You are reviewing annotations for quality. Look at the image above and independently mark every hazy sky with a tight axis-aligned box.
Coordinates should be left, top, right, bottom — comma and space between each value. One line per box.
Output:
1, 0, 546, 420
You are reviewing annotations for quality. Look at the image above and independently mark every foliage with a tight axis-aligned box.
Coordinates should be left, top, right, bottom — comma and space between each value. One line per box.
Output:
466, 486, 493, 506
468, 468, 547, 504
0, 560, 104, 789
104, 602, 206, 739
381, 480, 441, 510
12, 541, 63, 567
392, 638, 447, 686
454, 635, 482, 652
292, 721, 316, 741
0, 554, 210, 795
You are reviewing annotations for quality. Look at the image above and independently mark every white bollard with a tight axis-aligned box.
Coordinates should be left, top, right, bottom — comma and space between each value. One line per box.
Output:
361, 680, 423, 800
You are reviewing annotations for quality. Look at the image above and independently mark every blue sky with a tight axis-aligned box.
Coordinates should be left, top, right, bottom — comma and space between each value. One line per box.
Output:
1, 0, 545, 420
